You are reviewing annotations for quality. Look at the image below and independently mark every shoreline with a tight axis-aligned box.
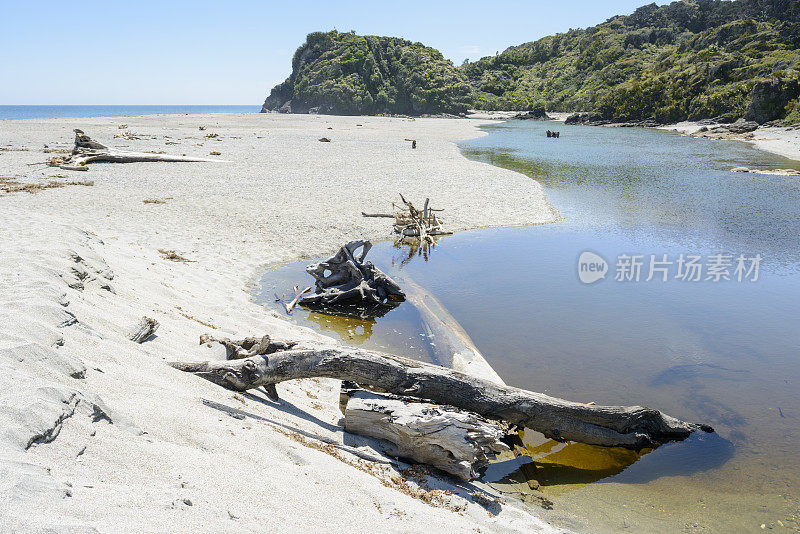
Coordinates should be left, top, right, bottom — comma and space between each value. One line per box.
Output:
0, 113, 561, 532
466, 108, 800, 165
657, 121, 800, 164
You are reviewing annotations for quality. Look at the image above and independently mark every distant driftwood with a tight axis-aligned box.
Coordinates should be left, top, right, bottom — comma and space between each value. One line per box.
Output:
128, 317, 159, 343
170, 336, 713, 450
47, 130, 227, 171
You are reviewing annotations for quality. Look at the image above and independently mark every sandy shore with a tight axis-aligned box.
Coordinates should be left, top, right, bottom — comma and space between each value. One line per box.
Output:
466, 110, 573, 121
660, 121, 800, 163
0, 113, 560, 533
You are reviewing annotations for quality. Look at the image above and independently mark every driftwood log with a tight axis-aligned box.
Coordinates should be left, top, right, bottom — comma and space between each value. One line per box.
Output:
128, 317, 159, 343
199, 334, 298, 400
170, 341, 712, 449
397, 273, 503, 383
343, 388, 509, 480
47, 130, 227, 170
299, 240, 405, 308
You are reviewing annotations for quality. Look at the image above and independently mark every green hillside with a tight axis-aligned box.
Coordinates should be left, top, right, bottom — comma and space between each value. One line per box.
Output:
462, 0, 800, 122
261, 30, 472, 115
262, 1, 800, 123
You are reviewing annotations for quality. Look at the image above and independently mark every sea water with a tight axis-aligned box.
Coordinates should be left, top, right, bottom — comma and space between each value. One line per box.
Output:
0, 105, 259, 120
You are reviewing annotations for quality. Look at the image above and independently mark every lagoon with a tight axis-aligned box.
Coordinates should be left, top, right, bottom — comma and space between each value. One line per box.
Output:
257, 120, 800, 532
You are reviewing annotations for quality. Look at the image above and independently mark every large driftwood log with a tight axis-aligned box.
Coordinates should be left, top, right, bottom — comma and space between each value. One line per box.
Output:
199, 334, 297, 400
300, 240, 405, 308
343, 389, 509, 480
48, 130, 227, 170
169, 342, 712, 449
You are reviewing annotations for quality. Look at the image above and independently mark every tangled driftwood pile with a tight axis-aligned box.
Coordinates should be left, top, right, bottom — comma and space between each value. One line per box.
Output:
362, 194, 451, 244
299, 240, 405, 310
47, 130, 225, 171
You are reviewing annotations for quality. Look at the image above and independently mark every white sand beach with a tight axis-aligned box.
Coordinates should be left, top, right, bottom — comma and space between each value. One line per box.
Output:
661, 121, 800, 163
0, 113, 560, 533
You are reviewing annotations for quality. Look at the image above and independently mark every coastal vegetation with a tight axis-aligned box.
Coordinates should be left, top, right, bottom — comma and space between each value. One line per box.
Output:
464, 0, 800, 123
262, 31, 472, 115
263, 0, 800, 123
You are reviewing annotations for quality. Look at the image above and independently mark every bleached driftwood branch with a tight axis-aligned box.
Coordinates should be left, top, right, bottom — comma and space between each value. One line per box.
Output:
343, 388, 509, 480
198, 334, 298, 400
47, 130, 228, 170
128, 317, 159, 343
169, 341, 713, 449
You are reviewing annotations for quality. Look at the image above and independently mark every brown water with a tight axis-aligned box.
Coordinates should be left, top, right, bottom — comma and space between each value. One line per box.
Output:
256, 122, 800, 533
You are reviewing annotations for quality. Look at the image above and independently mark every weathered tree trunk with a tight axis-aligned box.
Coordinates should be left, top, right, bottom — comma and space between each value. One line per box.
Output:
169, 341, 712, 449
343, 388, 509, 480
47, 130, 227, 170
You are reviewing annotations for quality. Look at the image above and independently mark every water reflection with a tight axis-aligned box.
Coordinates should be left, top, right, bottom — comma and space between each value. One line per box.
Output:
390, 236, 442, 268
487, 430, 733, 496
305, 311, 376, 344
456, 120, 800, 531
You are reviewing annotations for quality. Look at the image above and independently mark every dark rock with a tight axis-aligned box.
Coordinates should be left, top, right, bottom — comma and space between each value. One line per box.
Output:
513, 109, 552, 120
616, 119, 661, 128
724, 119, 759, 133
262, 80, 293, 113
565, 112, 605, 125
744, 78, 800, 124
278, 100, 292, 114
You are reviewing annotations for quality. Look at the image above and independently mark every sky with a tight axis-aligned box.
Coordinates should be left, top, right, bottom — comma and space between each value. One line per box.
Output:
1, 0, 666, 105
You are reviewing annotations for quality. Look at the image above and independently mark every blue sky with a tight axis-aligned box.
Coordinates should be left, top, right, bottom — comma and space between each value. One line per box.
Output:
1, 0, 665, 104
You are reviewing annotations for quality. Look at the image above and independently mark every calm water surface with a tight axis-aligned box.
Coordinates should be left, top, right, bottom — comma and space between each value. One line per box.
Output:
257, 121, 800, 533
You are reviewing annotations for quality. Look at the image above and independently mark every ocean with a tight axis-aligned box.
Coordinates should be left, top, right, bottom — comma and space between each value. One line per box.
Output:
0, 105, 260, 120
